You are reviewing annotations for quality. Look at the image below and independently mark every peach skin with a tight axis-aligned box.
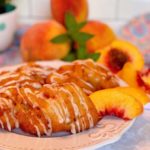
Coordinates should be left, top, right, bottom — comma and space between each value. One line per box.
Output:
20, 20, 70, 61
51, 0, 88, 25
81, 20, 116, 53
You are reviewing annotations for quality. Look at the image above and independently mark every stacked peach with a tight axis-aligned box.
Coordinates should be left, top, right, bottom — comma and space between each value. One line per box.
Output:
90, 87, 149, 120
51, 0, 88, 25
21, 21, 70, 61
20, 0, 117, 61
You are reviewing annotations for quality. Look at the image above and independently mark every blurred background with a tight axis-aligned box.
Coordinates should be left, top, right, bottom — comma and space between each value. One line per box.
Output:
12, 0, 150, 30
0, 0, 150, 67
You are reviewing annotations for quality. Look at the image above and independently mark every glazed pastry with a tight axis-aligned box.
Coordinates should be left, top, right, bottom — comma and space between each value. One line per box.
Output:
0, 60, 119, 137
0, 63, 55, 89
47, 59, 119, 95
0, 83, 99, 136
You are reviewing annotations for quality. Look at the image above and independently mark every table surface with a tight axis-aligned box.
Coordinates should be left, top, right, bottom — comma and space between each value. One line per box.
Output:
97, 110, 150, 150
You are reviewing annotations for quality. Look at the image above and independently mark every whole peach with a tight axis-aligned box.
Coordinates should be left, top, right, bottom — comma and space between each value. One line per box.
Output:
51, 0, 88, 25
81, 20, 116, 53
21, 20, 70, 61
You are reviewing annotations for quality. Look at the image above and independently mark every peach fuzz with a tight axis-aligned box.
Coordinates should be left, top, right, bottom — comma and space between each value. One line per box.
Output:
20, 20, 70, 61
51, 0, 88, 25
81, 20, 116, 53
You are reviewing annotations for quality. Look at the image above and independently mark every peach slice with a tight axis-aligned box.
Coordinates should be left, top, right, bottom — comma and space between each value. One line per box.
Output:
80, 20, 116, 53
118, 63, 150, 94
98, 40, 144, 73
89, 88, 143, 120
115, 87, 150, 105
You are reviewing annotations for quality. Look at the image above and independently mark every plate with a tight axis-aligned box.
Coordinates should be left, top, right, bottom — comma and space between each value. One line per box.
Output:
0, 61, 135, 150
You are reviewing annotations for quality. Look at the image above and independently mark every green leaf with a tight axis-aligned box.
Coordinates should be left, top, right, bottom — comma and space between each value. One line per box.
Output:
73, 32, 94, 46
77, 46, 88, 59
51, 34, 70, 43
63, 52, 76, 62
87, 53, 100, 61
64, 12, 87, 33
65, 12, 77, 32
76, 21, 87, 31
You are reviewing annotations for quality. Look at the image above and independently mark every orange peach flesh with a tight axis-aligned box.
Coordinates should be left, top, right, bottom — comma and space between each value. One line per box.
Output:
90, 89, 143, 120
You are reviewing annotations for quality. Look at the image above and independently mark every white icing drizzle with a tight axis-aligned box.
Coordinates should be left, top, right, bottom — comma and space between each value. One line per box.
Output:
49, 72, 64, 83
16, 87, 27, 105
32, 83, 42, 89
4, 90, 12, 97
10, 112, 19, 128
24, 90, 53, 136
24, 88, 39, 108
54, 101, 65, 122
0, 72, 18, 81
0, 75, 31, 88
4, 113, 11, 131
34, 125, 41, 137
50, 101, 64, 124
60, 87, 80, 118
75, 120, 80, 132
58, 95, 70, 123
70, 83, 94, 128
36, 118, 47, 135
70, 123, 76, 134
45, 117, 52, 136
0, 98, 12, 108
77, 78, 94, 89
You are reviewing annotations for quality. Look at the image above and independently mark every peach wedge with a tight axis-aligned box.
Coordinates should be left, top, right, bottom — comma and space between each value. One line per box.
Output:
115, 87, 150, 105
89, 88, 143, 120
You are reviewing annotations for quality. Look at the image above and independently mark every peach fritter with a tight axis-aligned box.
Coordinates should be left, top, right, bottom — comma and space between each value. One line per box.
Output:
47, 59, 119, 95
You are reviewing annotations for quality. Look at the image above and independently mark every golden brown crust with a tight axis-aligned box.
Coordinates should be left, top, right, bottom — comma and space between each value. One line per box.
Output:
0, 60, 119, 136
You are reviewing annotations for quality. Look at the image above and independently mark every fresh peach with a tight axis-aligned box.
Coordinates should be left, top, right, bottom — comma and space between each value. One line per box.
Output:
51, 0, 88, 25
98, 40, 144, 73
80, 20, 116, 53
89, 88, 143, 120
20, 20, 70, 61
115, 87, 149, 105
118, 63, 150, 94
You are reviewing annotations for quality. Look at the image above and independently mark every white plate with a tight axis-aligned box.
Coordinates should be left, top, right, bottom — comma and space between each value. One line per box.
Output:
0, 60, 135, 150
